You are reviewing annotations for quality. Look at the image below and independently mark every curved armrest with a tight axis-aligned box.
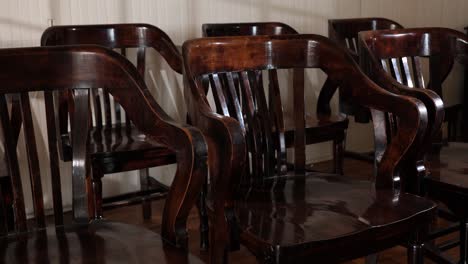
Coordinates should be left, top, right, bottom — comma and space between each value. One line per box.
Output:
184, 76, 246, 210
340, 70, 429, 190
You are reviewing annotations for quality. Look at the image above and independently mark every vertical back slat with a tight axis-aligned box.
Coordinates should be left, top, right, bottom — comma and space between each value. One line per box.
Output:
91, 89, 102, 128
71, 89, 90, 222
239, 71, 261, 184
0, 95, 27, 232
44, 91, 64, 226
102, 91, 112, 127
268, 70, 287, 177
209, 74, 230, 116
397, 58, 409, 86
411, 57, 425, 88
428, 55, 443, 97
389, 58, 403, 83
250, 71, 275, 181
223, 72, 245, 131
293, 69, 305, 175
19, 92, 46, 228
400, 57, 413, 87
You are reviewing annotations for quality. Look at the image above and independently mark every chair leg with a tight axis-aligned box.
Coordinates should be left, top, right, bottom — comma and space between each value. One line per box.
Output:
408, 230, 426, 264
460, 218, 468, 264
92, 168, 103, 220
197, 181, 209, 251
333, 138, 344, 175
139, 168, 152, 220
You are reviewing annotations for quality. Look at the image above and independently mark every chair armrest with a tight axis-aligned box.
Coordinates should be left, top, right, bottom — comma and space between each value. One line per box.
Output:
340, 69, 429, 190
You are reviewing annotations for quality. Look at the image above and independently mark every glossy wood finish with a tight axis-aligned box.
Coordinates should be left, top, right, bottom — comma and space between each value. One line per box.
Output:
202, 22, 348, 176
0, 45, 207, 263
183, 34, 437, 263
359, 27, 468, 263
41, 23, 182, 220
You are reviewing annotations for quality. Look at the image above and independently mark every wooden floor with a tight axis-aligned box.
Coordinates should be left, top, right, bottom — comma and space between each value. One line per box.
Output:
103, 158, 460, 263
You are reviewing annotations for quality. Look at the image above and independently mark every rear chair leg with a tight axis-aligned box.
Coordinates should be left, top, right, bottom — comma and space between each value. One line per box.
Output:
333, 138, 344, 175
92, 167, 104, 219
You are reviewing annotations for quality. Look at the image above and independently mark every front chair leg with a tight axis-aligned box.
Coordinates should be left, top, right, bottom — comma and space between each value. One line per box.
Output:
139, 168, 152, 220
408, 230, 426, 264
197, 181, 209, 251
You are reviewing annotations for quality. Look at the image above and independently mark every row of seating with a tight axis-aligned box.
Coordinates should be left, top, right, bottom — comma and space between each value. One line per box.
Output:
0, 18, 466, 263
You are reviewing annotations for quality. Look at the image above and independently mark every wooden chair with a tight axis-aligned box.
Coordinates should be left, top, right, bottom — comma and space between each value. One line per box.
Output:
359, 27, 468, 264
41, 24, 181, 220
0, 45, 206, 263
183, 34, 438, 263
202, 22, 348, 175
328, 18, 404, 163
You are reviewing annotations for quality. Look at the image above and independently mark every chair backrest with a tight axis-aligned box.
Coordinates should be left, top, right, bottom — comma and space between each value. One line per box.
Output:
328, 18, 404, 122
41, 24, 182, 133
0, 45, 206, 247
329, 18, 403, 60
359, 28, 464, 164
183, 34, 428, 193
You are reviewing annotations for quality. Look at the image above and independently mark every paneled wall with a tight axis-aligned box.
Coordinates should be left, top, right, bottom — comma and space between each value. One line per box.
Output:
0, 0, 466, 214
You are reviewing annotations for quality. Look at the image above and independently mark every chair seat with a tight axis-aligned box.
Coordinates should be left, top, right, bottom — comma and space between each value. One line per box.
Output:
426, 142, 468, 215
236, 173, 436, 262
0, 221, 202, 264
284, 114, 348, 145
62, 125, 176, 173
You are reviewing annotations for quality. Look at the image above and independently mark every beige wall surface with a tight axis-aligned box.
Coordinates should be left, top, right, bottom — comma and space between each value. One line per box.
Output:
0, 0, 466, 215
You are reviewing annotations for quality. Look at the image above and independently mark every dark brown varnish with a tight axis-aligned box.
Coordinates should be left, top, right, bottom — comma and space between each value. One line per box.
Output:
183, 34, 437, 263
41, 24, 182, 220
0, 45, 206, 263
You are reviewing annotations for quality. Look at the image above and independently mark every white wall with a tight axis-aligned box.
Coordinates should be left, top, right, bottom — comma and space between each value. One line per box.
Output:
0, 0, 466, 214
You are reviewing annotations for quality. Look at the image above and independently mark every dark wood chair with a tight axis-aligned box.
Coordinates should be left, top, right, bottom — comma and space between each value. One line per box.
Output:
183, 34, 438, 263
0, 45, 206, 263
202, 22, 348, 175
41, 24, 181, 220
328, 18, 404, 163
359, 27, 468, 264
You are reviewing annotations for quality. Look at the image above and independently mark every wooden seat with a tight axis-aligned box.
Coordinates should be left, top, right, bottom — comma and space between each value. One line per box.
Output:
183, 34, 437, 263
0, 222, 203, 264
41, 24, 182, 220
360, 27, 468, 264
0, 45, 206, 263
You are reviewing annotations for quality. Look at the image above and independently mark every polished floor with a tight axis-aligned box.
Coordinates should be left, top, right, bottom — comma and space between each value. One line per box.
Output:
103, 158, 459, 263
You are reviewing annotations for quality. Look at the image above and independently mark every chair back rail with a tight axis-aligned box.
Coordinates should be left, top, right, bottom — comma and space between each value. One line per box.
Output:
0, 46, 206, 248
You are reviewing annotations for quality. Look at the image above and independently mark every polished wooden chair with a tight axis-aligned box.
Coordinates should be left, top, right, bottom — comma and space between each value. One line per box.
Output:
359, 27, 468, 264
41, 24, 181, 220
0, 45, 206, 263
183, 34, 438, 263
202, 22, 348, 175
328, 18, 404, 164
